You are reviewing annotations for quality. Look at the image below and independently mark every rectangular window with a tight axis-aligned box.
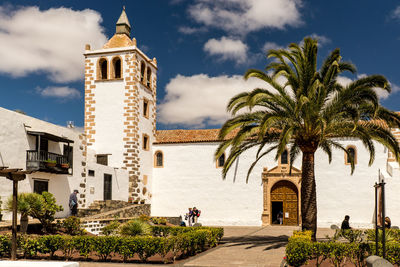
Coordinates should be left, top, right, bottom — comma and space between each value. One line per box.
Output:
143, 134, 149, 151
88, 170, 95, 176
143, 99, 149, 118
33, 179, 48, 195
97, 155, 108, 166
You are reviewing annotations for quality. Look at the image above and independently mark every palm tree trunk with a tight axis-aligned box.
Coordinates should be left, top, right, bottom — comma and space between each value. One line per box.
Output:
301, 151, 317, 241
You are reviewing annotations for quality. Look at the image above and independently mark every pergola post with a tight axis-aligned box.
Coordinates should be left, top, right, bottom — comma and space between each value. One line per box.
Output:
11, 178, 18, 260
0, 167, 31, 261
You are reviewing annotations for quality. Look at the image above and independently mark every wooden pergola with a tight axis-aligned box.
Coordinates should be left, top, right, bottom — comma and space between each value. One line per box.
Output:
0, 167, 33, 260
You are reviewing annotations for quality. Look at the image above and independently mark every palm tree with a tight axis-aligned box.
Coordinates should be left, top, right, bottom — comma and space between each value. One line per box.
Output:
215, 37, 400, 240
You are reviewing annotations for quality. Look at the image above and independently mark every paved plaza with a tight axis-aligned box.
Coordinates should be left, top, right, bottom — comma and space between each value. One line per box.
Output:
79, 226, 335, 267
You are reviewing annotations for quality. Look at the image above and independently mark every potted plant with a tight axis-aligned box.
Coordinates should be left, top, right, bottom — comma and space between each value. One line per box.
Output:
45, 159, 57, 167
61, 163, 70, 169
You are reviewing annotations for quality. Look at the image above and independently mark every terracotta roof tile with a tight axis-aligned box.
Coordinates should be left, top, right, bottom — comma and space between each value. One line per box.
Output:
155, 119, 396, 144
155, 129, 238, 144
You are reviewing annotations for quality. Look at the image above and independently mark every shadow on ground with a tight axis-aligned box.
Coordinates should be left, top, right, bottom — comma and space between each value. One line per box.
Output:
220, 235, 289, 251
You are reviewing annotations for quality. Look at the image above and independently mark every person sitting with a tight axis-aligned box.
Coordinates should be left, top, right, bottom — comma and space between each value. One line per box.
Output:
385, 216, 391, 229
341, 215, 351, 230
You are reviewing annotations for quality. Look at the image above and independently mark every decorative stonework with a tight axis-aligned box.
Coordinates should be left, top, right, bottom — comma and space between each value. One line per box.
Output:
78, 133, 88, 208
84, 59, 96, 146
121, 53, 143, 204
261, 164, 302, 226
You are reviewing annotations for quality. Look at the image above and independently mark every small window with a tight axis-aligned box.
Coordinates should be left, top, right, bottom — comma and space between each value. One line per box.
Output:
345, 146, 357, 165
154, 151, 163, 167
143, 99, 149, 118
143, 134, 149, 151
281, 150, 288, 165
88, 170, 95, 176
97, 155, 108, 166
146, 68, 152, 88
112, 57, 122, 78
217, 153, 225, 168
33, 179, 48, 195
140, 61, 146, 83
98, 58, 108, 80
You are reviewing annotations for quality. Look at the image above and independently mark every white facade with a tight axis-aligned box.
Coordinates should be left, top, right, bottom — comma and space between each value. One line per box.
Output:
151, 139, 400, 228
1, 9, 400, 229
0, 107, 84, 219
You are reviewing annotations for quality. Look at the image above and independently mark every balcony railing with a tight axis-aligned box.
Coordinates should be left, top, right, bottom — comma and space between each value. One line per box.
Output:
26, 150, 71, 174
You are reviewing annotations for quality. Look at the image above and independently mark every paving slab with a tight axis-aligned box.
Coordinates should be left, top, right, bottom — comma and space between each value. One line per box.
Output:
183, 226, 300, 267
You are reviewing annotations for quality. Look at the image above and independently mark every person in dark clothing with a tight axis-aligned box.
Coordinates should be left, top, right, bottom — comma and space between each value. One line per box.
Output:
385, 216, 391, 229
341, 215, 351, 230
69, 190, 79, 216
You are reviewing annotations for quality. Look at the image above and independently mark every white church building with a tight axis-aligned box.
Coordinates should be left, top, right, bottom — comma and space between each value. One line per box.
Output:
1, 9, 400, 228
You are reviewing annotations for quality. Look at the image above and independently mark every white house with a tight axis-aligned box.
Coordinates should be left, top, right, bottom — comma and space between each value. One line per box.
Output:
1, 9, 400, 228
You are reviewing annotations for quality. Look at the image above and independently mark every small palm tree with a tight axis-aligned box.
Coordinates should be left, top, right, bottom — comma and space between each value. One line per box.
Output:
216, 37, 400, 240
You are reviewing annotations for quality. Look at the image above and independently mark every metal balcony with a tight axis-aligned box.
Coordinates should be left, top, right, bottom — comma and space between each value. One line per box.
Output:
26, 150, 71, 174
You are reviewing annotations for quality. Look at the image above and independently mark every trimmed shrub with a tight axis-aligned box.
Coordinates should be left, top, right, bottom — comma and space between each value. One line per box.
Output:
38, 235, 63, 258
62, 216, 85, 236
0, 234, 11, 257
286, 235, 312, 266
101, 221, 120, 236
0, 226, 224, 262
18, 235, 41, 258
150, 217, 167, 225
116, 236, 138, 262
92, 236, 119, 261
73, 236, 95, 258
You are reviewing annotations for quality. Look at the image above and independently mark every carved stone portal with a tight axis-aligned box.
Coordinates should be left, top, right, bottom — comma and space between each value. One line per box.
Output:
261, 164, 302, 226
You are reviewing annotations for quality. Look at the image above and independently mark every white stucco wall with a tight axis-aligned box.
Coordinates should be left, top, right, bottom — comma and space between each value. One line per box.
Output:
137, 54, 156, 201
86, 52, 130, 168
0, 107, 85, 219
152, 139, 400, 228
85, 149, 129, 204
151, 142, 265, 226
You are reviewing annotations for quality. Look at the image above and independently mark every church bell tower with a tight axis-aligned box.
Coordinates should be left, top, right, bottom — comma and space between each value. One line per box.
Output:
83, 8, 157, 204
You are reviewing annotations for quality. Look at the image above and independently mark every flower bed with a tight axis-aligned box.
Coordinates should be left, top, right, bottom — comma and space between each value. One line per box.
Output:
0, 226, 224, 263
285, 229, 400, 266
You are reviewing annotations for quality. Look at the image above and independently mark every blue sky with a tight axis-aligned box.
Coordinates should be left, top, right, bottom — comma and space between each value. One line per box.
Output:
1, 0, 400, 130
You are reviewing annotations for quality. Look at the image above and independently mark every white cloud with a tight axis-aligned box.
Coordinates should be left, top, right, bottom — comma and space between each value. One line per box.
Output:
204, 37, 248, 64
262, 42, 284, 52
309, 33, 330, 46
158, 74, 269, 127
36, 86, 81, 99
188, 0, 303, 35
0, 6, 107, 83
391, 6, 400, 19
159, 73, 400, 128
178, 26, 208, 34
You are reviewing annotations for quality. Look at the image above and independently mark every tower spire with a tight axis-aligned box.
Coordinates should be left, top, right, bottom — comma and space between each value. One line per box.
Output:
116, 7, 131, 37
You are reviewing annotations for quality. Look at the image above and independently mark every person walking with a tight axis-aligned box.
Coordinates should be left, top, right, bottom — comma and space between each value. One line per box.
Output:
277, 211, 283, 225
69, 190, 79, 216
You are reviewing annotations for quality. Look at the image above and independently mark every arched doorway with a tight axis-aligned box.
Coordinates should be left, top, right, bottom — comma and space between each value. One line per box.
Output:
270, 180, 298, 225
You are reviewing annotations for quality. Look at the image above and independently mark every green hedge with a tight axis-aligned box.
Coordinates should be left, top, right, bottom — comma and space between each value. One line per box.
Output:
0, 226, 224, 262
285, 229, 400, 267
